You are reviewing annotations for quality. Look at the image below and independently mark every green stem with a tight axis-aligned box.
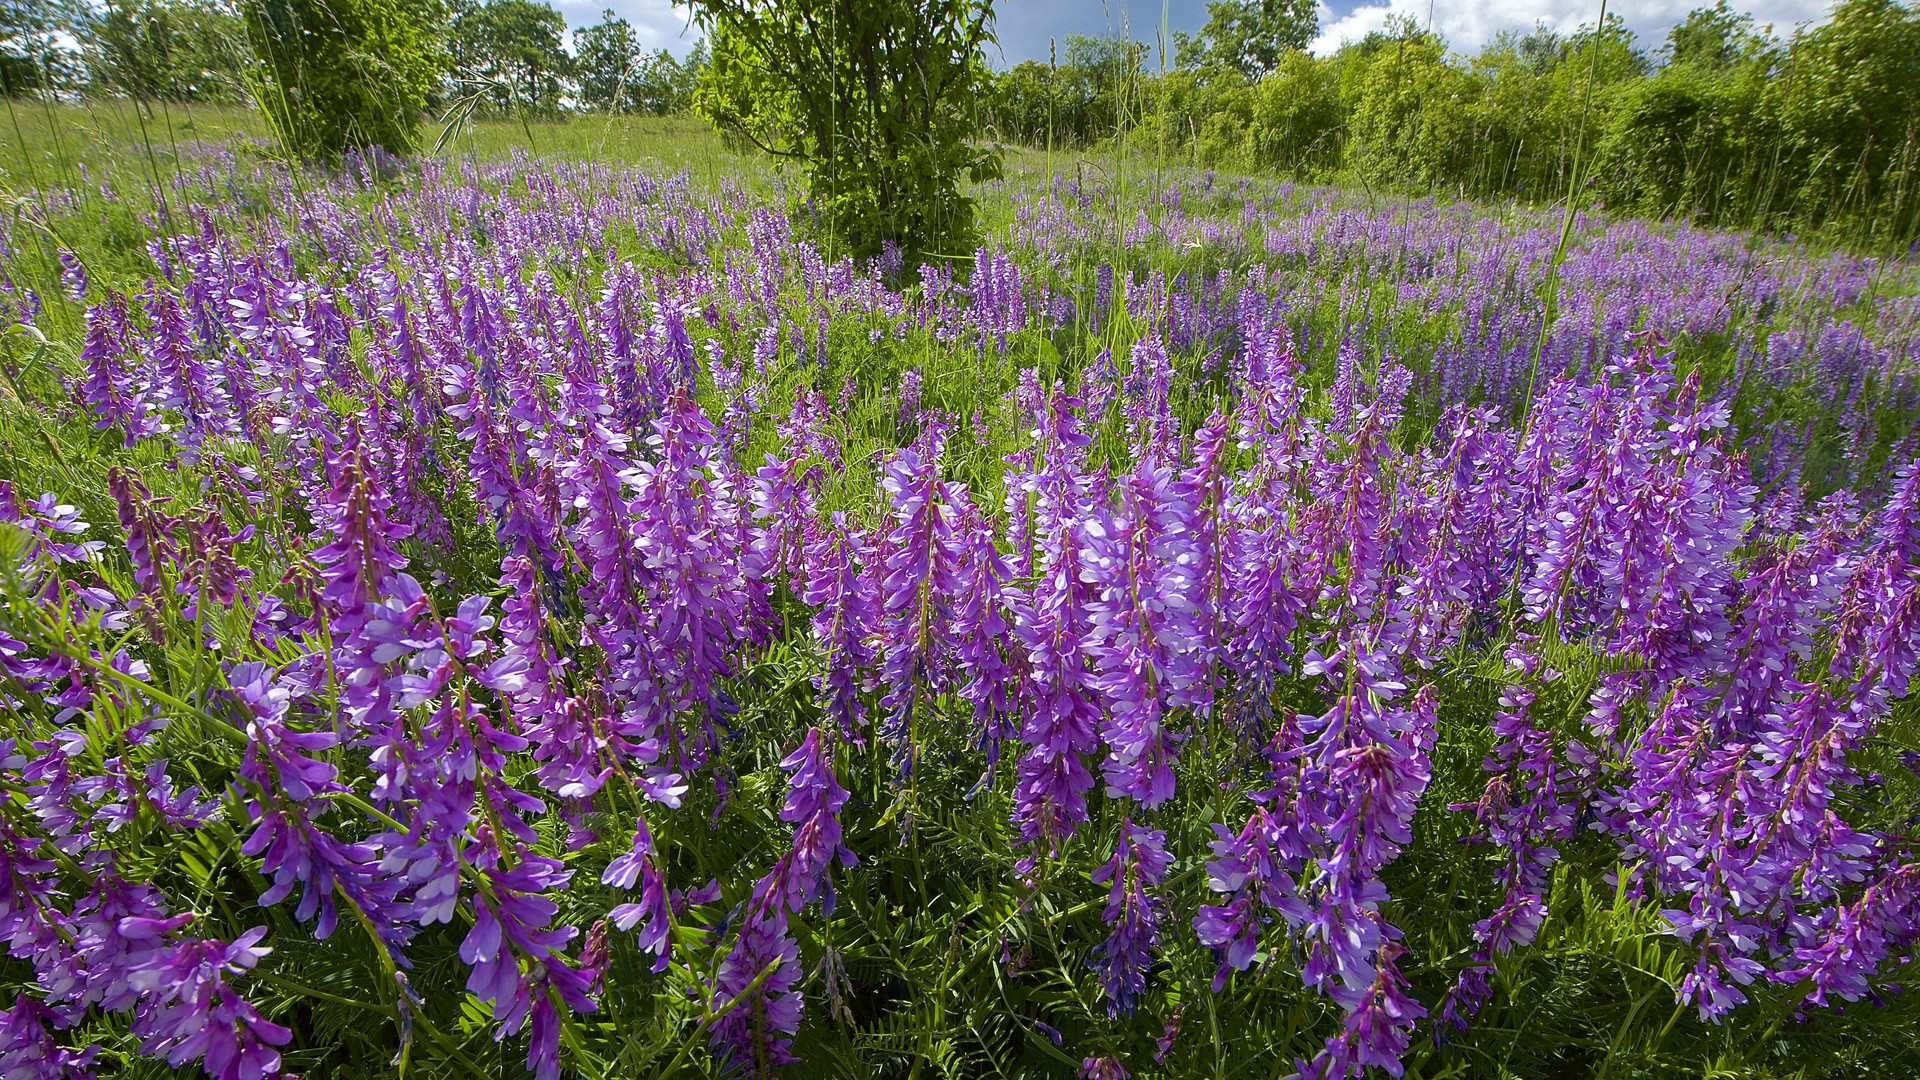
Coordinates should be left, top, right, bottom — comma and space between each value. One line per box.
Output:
656, 958, 786, 1080
253, 970, 389, 1014
340, 888, 492, 1079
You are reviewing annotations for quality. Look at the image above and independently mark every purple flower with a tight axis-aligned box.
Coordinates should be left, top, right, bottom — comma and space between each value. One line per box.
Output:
233, 662, 338, 801
0, 997, 98, 1080
1298, 941, 1427, 1080
1084, 450, 1201, 808
604, 819, 671, 971
950, 501, 1018, 786
1193, 720, 1315, 990
140, 284, 234, 447
108, 468, 177, 598
126, 927, 291, 1080
459, 396, 560, 570
38, 876, 178, 1014
629, 387, 756, 732
309, 438, 412, 637
1780, 863, 1920, 1009
1008, 408, 1101, 867
708, 906, 802, 1076
1089, 822, 1171, 1016
1155, 1005, 1182, 1063
78, 295, 160, 441
522, 955, 598, 1080
772, 727, 857, 914
57, 249, 87, 301
458, 850, 592, 1063
239, 805, 387, 941
803, 517, 879, 742
875, 423, 962, 777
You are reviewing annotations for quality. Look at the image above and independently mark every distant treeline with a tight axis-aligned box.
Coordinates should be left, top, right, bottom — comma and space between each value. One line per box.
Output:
987, 0, 1920, 242
0, 0, 708, 117
5, 0, 1914, 241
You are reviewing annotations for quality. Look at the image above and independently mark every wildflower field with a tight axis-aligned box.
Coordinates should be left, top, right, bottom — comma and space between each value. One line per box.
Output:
2, 124, 1919, 1080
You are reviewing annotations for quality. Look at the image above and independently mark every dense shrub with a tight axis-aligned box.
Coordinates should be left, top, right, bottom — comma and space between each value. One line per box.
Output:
241, 0, 443, 159
691, 0, 1002, 261
1595, 58, 1774, 223
986, 36, 1146, 150
1770, 0, 1920, 239
1247, 51, 1344, 175
79, 0, 249, 102
992, 0, 1920, 246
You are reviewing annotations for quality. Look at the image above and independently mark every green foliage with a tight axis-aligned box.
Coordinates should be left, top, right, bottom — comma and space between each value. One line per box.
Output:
574, 11, 708, 116
240, 0, 443, 160
447, 0, 568, 116
0, 51, 34, 93
1345, 22, 1472, 191
1173, 0, 1318, 79
985, 35, 1147, 150
1594, 49, 1773, 223
1769, 0, 1920, 240
1247, 50, 1343, 174
78, 0, 248, 102
690, 0, 1002, 262
993, 0, 1920, 248
570, 8, 633, 110
0, 0, 85, 95
1595, 0, 1920, 240
1663, 0, 1767, 68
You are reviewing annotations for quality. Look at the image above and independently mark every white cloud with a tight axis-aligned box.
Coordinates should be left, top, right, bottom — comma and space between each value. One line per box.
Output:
544, 0, 1836, 65
550, 0, 704, 56
1309, 0, 1833, 56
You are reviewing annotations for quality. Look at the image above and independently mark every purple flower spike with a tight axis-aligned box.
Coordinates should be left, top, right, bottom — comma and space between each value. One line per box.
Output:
775, 727, 857, 914
708, 906, 802, 1077
57, 249, 87, 301
803, 517, 879, 743
876, 423, 963, 779
0, 997, 98, 1080
1299, 941, 1427, 1080
127, 928, 291, 1080
1090, 821, 1172, 1016
79, 295, 161, 441
604, 819, 672, 972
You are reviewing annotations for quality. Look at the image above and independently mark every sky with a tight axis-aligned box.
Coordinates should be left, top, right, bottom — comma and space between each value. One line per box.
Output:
552, 0, 1835, 63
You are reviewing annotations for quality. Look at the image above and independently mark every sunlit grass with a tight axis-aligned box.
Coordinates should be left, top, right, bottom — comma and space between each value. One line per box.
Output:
0, 100, 748, 193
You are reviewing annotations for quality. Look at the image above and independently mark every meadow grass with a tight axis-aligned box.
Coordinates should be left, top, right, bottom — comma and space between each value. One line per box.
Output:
0, 103, 745, 210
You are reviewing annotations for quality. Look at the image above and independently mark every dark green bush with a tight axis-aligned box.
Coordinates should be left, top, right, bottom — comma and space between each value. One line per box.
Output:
691, 0, 1002, 262
989, 0, 1920, 247
241, 0, 443, 160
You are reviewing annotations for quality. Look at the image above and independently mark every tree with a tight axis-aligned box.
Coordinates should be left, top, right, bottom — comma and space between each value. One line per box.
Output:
1771, 0, 1920, 235
82, 0, 248, 103
575, 11, 707, 115
242, 0, 443, 160
1176, 0, 1317, 79
573, 8, 635, 108
691, 0, 1001, 262
626, 40, 706, 115
0, 0, 86, 97
1663, 0, 1765, 69
448, 0, 569, 116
